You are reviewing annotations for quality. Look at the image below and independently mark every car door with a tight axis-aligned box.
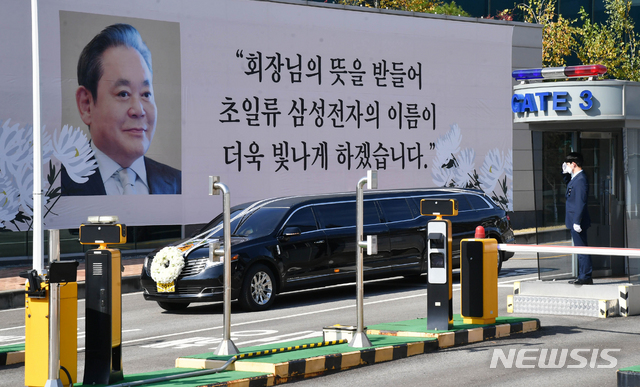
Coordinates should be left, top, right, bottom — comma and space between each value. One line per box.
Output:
377, 197, 424, 273
276, 206, 328, 288
313, 201, 389, 282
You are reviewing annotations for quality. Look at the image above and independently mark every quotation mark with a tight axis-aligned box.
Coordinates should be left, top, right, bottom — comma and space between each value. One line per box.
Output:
236, 49, 243, 58
429, 142, 436, 150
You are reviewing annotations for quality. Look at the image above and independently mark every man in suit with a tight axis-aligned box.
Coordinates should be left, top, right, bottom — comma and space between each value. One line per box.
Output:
62, 23, 180, 196
563, 152, 592, 284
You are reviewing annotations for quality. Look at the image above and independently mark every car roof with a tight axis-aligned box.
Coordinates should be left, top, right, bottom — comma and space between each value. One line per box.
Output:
236, 187, 487, 210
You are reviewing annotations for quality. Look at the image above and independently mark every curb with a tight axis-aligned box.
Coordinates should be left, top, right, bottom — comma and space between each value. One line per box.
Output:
0, 275, 142, 310
366, 319, 540, 348
176, 339, 440, 386
175, 318, 540, 386
0, 350, 24, 367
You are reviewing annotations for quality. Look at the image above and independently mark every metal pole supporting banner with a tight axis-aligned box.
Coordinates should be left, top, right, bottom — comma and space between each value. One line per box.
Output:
31, 0, 44, 275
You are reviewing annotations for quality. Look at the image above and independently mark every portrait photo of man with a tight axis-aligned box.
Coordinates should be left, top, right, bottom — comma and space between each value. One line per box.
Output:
61, 20, 181, 195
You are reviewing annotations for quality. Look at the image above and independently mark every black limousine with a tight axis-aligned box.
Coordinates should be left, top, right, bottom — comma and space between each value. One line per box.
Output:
140, 188, 515, 311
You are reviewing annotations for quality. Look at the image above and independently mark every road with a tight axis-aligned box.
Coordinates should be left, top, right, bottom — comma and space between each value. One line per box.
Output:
2, 253, 640, 387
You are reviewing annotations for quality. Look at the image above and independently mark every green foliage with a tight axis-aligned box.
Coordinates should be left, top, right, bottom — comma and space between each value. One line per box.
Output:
517, 0, 575, 67
334, 0, 470, 16
431, 1, 470, 17
574, 0, 640, 81
517, 0, 640, 81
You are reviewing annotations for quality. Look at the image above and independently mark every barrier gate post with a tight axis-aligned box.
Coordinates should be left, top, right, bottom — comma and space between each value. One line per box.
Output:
350, 170, 378, 348
24, 229, 78, 387
79, 216, 127, 385
210, 176, 239, 356
460, 226, 498, 325
421, 199, 457, 331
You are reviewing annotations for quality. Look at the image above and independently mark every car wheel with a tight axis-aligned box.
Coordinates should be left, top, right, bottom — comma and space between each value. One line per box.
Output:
498, 251, 504, 275
239, 264, 276, 311
157, 301, 190, 311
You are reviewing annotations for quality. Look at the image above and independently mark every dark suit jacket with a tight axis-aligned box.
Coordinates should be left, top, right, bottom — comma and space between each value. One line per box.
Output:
565, 171, 590, 230
61, 157, 181, 196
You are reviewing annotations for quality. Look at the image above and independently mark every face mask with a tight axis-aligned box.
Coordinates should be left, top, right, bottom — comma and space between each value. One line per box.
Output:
562, 162, 571, 174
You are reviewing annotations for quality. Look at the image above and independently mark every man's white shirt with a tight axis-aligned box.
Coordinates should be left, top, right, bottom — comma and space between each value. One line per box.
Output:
92, 145, 150, 195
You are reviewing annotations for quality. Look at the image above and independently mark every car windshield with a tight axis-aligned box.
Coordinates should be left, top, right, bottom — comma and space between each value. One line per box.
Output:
205, 207, 289, 239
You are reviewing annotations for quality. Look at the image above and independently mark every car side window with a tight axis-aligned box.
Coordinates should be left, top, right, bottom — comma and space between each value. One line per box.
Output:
451, 194, 472, 212
314, 202, 356, 229
467, 195, 491, 210
378, 198, 413, 222
284, 207, 318, 233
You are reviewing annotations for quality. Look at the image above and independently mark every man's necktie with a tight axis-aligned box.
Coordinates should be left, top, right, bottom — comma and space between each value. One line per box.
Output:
118, 167, 136, 195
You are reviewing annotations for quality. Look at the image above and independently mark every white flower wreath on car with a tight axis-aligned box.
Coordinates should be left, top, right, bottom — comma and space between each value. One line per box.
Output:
150, 246, 185, 284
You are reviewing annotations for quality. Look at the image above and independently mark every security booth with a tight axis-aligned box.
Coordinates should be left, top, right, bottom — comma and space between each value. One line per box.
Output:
512, 65, 640, 282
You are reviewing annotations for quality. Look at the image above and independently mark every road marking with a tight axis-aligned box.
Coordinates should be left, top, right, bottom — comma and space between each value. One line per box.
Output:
0, 326, 25, 332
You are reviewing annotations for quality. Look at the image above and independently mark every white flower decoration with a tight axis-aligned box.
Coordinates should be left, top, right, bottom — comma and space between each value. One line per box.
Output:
431, 124, 463, 187
0, 175, 20, 227
150, 246, 186, 284
14, 163, 34, 217
435, 124, 462, 161
454, 148, 476, 187
479, 148, 504, 193
504, 149, 513, 182
431, 151, 455, 187
0, 120, 31, 178
53, 125, 97, 184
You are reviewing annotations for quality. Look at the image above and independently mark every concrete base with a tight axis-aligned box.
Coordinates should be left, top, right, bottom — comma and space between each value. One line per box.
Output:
323, 324, 358, 342
509, 281, 640, 318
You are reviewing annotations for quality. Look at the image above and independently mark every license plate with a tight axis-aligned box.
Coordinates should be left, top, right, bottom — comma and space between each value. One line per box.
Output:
157, 282, 175, 293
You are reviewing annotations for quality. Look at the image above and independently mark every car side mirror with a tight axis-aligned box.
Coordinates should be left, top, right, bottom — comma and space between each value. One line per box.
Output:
279, 227, 302, 241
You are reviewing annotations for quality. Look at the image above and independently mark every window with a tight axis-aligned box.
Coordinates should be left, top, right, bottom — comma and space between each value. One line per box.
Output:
451, 194, 472, 211
378, 198, 413, 222
314, 202, 356, 229
466, 194, 491, 210
284, 207, 318, 233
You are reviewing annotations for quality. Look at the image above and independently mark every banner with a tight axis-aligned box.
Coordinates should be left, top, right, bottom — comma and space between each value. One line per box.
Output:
0, 0, 514, 231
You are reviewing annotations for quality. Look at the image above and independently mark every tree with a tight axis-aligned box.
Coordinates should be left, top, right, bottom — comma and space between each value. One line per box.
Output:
334, 1, 470, 17
574, 0, 640, 81
517, 0, 575, 67
516, 0, 640, 81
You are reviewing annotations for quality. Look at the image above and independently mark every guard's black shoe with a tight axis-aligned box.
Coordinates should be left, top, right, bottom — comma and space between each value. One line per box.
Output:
569, 278, 593, 285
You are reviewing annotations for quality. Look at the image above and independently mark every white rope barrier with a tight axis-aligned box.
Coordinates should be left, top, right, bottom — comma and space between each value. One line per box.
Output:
497, 244, 640, 258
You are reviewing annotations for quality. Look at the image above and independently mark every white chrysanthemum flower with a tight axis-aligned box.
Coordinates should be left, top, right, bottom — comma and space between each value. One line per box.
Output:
0, 174, 20, 226
454, 148, 475, 187
15, 164, 34, 217
41, 126, 54, 166
150, 246, 185, 284
0, 119, 31, 177
504, 149, 513, 182
504, 149, 513, 211
52, 125, 97, 183
431, 151, 454, 187
479, 149, 504, 193
435, 124, 462, 161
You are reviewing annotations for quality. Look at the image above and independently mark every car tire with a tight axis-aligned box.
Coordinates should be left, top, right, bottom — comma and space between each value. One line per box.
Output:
498, 251, 504, 275
157, 301, 190, 311
239, 264, 276, 311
